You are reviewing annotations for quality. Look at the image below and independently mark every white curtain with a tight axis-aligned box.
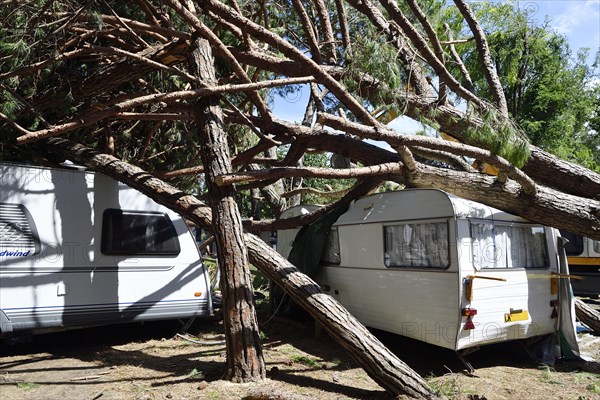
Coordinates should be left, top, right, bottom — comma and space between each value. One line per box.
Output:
472, 222, 547, 269
384, 222, 449, 268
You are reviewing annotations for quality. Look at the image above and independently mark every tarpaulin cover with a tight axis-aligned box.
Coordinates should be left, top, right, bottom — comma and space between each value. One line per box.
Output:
273, 204, 349, 316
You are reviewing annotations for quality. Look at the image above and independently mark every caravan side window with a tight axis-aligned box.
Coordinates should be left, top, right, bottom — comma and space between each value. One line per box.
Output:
471, 222, 548, 269
0, 203, 41, 255
559, 230, 584, 256
320, 228, 341, 265
101, 209, 180, 256
384, 221, 449, 268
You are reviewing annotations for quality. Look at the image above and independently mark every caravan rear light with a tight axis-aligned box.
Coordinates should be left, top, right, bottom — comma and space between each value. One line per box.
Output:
464, 317, 476, 330
461, 308, 477, 317
462, 308, 477, 330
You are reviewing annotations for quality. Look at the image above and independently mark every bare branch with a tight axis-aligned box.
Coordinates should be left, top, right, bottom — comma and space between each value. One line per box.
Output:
101, 0, 150, 48
15, 76, 315, 144
280, 186, 351, 199
312, 0, 337, 63
453, 0, 508, 116
0, 48, 93, 80
62, 12, 189, 40
0, 112, 32, 135
153, 165, 204, 179
334, 0, 351, 52
243, 178, 384, 231
215, 162, 403, 186
443, 23, 474, 93
199, 0, 380, 126
162, 0, 271, 118
411, 146, 476, 172
292, 0, 323, 64
87, 44, 199, 82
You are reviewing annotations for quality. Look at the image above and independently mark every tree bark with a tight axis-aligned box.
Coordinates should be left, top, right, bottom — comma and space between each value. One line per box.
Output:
189, 37, 266, 382
42, 137, 440, 399
575, 298, 600, 335
233, 116, 600, 240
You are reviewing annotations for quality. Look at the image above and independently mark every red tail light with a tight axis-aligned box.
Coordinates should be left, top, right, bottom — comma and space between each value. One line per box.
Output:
464, 317, 475, 330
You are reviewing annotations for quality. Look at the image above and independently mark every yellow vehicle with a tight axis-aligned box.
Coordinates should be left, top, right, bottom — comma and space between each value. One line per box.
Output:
560, 231, 600, 297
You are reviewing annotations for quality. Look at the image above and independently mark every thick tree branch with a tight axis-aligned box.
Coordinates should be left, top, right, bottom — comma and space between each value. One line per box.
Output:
334, 0, 351, 52
215, 162, 403, 186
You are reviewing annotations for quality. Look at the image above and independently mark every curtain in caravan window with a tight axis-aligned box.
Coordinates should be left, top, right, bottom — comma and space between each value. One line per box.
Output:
471, 222, 547, 269
501, 225, 547, 268
471, 223, 505, 269
384, 222, 449, 268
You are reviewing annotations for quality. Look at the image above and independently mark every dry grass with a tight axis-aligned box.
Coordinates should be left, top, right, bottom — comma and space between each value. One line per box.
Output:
1, 307, 598, 400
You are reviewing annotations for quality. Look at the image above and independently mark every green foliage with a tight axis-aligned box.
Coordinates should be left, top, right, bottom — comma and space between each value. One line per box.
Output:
290, 354, 323, 369
187, 368, 204, 379
463, 108, 531, 167
426, 374, 460, 397
16, 382, 39, 390
444, 0, 600, 171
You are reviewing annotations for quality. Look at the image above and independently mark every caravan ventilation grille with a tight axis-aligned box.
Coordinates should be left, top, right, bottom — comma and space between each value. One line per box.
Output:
0, 203, 40, 254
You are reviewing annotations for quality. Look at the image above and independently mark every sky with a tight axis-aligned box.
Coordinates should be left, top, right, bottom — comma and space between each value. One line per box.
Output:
526, 0, 599, 64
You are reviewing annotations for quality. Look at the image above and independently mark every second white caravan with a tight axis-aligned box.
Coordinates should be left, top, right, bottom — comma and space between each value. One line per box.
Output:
278, 189, 568, 351
0, 163, 213, 338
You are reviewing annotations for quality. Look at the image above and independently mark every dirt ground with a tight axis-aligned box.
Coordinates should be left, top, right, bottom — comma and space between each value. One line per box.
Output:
1, 305, 599, 400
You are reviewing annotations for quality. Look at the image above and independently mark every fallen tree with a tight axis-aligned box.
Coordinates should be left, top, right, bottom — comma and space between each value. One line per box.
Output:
43, 136, 440, 399
575, 299, 600, 336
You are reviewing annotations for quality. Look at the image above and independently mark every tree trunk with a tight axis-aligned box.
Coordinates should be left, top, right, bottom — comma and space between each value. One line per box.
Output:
42, 137, 440, 399
189, 37, 266, 382
575, 298, 600, 335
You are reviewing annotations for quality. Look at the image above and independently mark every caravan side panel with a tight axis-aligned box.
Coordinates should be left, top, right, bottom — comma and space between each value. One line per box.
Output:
0, 164, 211, 335
316, 218, 461, 350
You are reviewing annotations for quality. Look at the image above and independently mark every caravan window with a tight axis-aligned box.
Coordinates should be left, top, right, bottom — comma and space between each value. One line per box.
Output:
559, 230, 584, 256
384, 221, 449, 268
471, 222, 547, 269
0, 203, 40, 255
320, 228, 340, 265
101, 209, 180, 256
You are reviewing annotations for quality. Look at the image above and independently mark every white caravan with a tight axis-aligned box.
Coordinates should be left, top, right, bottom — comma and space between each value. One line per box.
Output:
278, 189, 566, 351
0, 163, 213, 337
